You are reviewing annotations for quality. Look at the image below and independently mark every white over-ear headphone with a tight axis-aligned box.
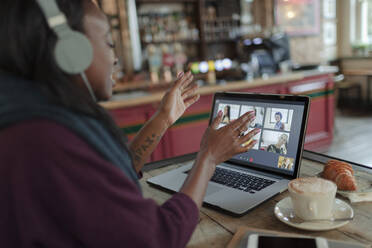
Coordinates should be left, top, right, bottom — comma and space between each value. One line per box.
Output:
35, 0, 97, 102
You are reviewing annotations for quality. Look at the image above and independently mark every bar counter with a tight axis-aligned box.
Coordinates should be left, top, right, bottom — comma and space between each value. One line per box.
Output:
100, 67, 337, 110
101, 67, 337, 162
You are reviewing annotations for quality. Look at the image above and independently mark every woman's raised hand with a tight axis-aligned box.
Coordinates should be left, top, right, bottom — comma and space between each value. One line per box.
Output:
198, 110, 261, 169
179, 106, 261, 208
157, 71, 200, 127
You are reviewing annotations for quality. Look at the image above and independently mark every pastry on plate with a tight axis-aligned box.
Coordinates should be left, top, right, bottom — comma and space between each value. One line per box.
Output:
322, 160, 357, 191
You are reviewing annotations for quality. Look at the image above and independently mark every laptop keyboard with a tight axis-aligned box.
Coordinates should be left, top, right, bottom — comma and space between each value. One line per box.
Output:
210, 167, 276, 193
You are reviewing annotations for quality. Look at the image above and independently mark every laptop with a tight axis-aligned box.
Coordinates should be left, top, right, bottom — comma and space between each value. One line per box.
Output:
147, 92, 310, 216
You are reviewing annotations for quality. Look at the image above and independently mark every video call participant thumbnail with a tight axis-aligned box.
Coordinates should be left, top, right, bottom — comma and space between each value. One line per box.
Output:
277, 156, 294, 170
240, 105, 264, 128
264, 108, 293, 132
274, 111, 285, 130
222, 105, 230, 124
218, 104, 240, 124
260, 130, 289, 155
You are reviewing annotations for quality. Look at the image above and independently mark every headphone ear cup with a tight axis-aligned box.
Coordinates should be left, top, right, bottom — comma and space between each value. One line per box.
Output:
54, 30, 93, 74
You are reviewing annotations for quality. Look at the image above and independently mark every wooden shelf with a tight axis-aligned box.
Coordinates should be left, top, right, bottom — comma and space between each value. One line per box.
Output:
133, 0, 242, 68
205, 39, 236, 44
141, 40, 200, 45
136, 0, 197, 3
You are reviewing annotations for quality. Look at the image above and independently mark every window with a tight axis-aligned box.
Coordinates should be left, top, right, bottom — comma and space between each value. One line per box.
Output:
349, 0, 370, 44
368, 0, 372, 41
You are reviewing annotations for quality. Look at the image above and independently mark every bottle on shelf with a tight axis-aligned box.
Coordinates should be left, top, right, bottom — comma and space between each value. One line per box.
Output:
174, 43, 187, 77
148, 44, 162, 84
161, 44, 175, 83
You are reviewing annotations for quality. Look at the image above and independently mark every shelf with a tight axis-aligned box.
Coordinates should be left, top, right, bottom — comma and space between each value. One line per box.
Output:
141, 39, 236, 45
136, 0, 197, 3
205, 39, 236, 44
141, 40, 200, 45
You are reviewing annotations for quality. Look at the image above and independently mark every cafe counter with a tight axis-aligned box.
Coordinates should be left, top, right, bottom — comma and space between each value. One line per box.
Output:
100, 67, 337, 162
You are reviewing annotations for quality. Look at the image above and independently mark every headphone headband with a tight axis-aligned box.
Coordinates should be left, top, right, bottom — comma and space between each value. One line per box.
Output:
35, 0, 66, 28
35, 0, 96, 102
35, 0, 93, 75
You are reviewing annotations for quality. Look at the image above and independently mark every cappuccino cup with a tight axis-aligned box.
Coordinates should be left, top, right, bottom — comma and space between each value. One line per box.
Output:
288, 177, 337, 220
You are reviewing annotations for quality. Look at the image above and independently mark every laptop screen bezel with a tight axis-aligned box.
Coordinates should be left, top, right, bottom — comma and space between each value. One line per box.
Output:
209, 92, 310, 180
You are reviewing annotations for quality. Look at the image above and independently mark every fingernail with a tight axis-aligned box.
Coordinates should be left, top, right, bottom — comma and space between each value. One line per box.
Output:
255, 129, 261, 133
178, 71, 184, 78
218, 110, 222, 116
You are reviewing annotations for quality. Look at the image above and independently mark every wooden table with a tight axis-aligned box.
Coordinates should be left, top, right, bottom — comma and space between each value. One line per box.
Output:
141, 153, 372, 247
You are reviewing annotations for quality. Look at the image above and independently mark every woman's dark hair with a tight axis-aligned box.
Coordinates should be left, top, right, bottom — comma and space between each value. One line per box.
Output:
275, 112, 282, 120
225, 105, 230, 118
0, 0, 128, 149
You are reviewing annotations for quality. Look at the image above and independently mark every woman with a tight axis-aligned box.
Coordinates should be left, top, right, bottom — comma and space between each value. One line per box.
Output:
249, 107, 263, 128
0, 1, 259, 247
222, 105, 231, 124
267, 133, 288, 155
274, 111, 285, 130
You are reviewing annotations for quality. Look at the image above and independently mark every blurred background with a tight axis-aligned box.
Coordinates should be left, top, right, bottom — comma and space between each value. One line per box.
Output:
96, 0, 372, 167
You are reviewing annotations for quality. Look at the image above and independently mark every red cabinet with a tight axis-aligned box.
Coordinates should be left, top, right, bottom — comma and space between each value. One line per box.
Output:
109, 105, 163, 162
110, 105, 149, 140
164, 95, 213, 158
287, 75, 334, 152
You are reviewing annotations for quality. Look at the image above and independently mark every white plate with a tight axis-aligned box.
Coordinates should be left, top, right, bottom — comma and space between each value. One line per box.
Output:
338, 170, 372, 194
274, 197, 353, 231
318, 170, 372, 194
317, 170, 372, 202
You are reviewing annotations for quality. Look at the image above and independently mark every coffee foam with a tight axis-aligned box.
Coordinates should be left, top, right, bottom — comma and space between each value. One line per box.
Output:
289, 177, 336, 195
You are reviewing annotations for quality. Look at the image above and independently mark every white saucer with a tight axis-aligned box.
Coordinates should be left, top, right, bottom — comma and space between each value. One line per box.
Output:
274, 197, 354, 231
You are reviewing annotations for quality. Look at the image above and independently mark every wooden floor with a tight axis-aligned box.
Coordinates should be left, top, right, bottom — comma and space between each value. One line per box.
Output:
323, 111, 372, 167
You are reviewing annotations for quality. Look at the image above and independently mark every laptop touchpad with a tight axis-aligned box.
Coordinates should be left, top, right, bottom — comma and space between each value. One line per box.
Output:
206, 184, 223, 197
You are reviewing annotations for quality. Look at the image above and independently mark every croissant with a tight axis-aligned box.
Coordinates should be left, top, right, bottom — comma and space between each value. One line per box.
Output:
322, 160, 357, 191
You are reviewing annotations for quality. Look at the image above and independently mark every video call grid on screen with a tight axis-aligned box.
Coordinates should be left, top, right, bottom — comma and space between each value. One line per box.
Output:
213, 98, 305, 176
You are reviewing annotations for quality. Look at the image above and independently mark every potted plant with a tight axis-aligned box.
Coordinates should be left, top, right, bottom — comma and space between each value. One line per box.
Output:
352, 42, 369, 57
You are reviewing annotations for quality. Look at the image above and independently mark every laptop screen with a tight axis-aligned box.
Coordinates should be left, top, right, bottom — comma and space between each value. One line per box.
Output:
211, 93, 308, 177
